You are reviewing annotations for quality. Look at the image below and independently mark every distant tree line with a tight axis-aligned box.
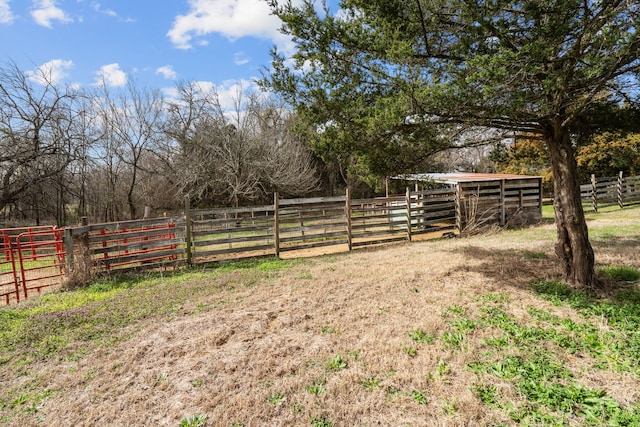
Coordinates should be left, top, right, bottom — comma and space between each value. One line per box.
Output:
0, 61, 321, 226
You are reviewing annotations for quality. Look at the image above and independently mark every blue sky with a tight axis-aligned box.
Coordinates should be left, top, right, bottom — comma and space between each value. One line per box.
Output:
0, 0, 313, 104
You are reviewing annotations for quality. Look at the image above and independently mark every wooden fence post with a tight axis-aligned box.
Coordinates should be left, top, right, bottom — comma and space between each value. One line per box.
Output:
538, 178, 543, 217
274, 192, 280, 257
618, 171, 624, 209
346, 188, 352, 251
64, 228, 74, 273
455, 183, 462, 235
64, 217, 90, 277
591, 174, 598, 213
184, 197, 192, 266
406, 188, 412, 242
500, 179, 506, 226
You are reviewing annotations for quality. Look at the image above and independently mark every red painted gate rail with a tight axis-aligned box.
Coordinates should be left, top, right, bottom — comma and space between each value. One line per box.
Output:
0, 226, 65, 304
1, 218, 184, 305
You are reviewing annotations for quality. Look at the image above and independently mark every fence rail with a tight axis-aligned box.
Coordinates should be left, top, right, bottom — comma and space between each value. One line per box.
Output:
580, 172, 640, 212
5, 181, 542, 304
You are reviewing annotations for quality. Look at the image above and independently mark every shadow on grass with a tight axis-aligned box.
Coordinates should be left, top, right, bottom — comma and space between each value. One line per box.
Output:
456, 241, 640, 322
455, 245, 563, 290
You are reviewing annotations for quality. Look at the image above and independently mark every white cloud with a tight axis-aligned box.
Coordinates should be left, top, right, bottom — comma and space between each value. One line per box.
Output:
27, 59, 74, 85
233, 51, 250, 66
215, 78, 261, 111
156, 65, 177, 80
167, 0, 294, 50
91, 1, 134, 22
0, 0, 14, 24
31, 0, 72, 28
92, 2, 116, 17
94, 63, 127, 87
162, 78, 262, 113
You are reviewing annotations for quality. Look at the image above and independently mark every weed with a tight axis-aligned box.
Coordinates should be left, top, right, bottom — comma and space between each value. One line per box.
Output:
435, 359, 450, 379
442, 331, 464, 347
412, 389, 429, 405
306, 379, 325, 396
472, 383, 499, 406
451, 317, 476, 332
403, 346, 417, 357
191, 378, 204, 387
325, 354, 347, 371
310, 416, 333, 427
483, 335, 508, 347
320, 325, 340, 334
360, 377, 382, 391
441, 397, 457, 415
444, 304, 466, 316
268, 391, 286, 406
408, 329, 434, 343
179, 414, 207, 427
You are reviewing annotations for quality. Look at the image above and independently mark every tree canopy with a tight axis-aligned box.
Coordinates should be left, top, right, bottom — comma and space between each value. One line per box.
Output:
263, 0, 640, 289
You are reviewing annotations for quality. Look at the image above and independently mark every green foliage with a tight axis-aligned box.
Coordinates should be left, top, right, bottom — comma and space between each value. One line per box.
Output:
491, 138, 553, 194
442, 331, 465, 347
411, 389, 429, 405
268, 391, 287, 406
360, 376, 382, 391
325, 354, 347, 371
179, 414, 207, 427
577, 132, 640, 180
264, 0, 639, 181
408, 329, 434, 343
472, 383, 499, 406
598, 265, 640, 282
310, 416, 333, 427
403, 345, 417, 357
306, 379, 325, 396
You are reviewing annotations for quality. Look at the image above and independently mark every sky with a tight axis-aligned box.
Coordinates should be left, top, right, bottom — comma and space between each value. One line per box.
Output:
0, 0, 320, 107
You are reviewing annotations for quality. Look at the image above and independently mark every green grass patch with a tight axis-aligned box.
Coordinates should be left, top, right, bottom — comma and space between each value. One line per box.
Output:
598, 265, 640, 282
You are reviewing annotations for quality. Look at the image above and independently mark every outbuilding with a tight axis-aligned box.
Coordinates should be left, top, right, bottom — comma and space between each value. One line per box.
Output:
395, 172, 543, 233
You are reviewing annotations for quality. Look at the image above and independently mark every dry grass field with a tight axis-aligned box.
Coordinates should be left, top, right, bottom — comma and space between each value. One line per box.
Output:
1, 206, 639, 426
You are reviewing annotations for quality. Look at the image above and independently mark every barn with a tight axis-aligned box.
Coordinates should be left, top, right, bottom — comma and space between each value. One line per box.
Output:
396, 172, 543, 233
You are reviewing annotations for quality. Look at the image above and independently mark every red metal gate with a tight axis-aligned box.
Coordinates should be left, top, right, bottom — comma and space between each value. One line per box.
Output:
0, 227, 66, 304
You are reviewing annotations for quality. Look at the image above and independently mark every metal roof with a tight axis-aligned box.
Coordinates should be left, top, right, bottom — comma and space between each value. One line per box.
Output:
394, 172, 541, 184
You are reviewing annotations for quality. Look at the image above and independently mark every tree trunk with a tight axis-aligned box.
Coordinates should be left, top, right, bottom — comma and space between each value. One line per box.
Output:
545, 125, 599, 290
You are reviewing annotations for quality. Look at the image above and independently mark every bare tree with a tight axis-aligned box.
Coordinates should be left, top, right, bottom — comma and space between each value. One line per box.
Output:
0, 61, 80, 224
92, 79, 167, 219
166, 84, 318, 207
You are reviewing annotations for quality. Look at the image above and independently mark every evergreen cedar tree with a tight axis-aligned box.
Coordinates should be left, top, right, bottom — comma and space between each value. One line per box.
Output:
262, 0, 640, 290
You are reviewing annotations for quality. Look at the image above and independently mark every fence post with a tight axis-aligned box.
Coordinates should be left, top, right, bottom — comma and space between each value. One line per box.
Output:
184, 197, 192, 266
618, 171, 624, 209
538, 178, 543, 217
500, 179, 506, 226
64, 217, 89, 280
346, 188, 352, 251
591, 174, 598, 213
455, 183, 462, 235
406, 188, 412, 242
274, 192, 280, 257
64, 228, 75, 274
